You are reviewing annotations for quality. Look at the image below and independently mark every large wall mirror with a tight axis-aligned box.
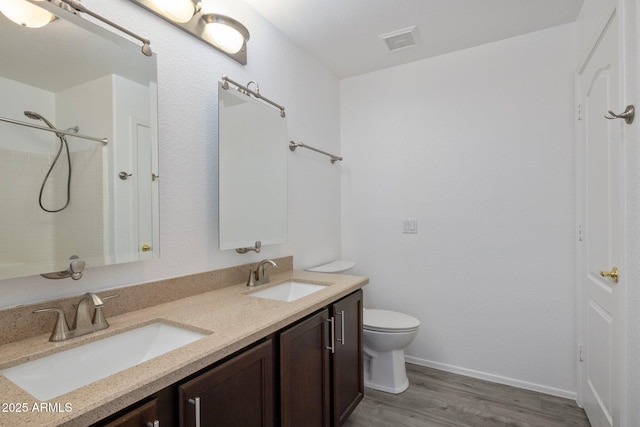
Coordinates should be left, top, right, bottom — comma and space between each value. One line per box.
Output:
218, 81, 287, 251
0, 3, 159, 280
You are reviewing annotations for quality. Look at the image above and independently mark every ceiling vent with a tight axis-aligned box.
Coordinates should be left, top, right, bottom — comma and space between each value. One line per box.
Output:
379, 26, 420, 52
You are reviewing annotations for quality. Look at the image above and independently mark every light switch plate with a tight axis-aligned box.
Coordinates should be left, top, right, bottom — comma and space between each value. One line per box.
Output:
402, 219, 418, 234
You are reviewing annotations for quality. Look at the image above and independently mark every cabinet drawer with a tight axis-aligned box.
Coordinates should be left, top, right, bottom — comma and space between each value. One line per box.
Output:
101, 398, 158, 427
178, 339, 274, 427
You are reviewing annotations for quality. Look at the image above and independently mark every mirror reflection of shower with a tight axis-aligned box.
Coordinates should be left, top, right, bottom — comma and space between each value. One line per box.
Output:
23, 111, 79, 213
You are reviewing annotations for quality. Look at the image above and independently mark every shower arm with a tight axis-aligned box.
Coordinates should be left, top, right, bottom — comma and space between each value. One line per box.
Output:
0, 116, 108, 145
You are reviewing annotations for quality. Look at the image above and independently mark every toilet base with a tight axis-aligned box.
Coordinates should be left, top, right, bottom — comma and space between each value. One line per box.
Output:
364, 377, 409, 394
363, 348, 410, 394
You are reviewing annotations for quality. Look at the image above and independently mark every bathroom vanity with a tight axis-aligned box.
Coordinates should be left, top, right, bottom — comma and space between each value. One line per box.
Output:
0, 269, 367, 427
99, 289, 362, 427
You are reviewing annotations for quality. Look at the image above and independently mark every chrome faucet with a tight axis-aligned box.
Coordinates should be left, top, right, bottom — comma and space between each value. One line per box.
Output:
33, 293, 117, 342
247, 259, 278, 287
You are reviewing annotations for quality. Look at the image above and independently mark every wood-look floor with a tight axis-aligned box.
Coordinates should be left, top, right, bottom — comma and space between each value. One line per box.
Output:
344, 364, 591, 427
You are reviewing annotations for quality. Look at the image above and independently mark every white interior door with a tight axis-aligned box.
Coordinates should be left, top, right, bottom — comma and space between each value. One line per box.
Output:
136, 121, 154, 260
576, 8, 623, 427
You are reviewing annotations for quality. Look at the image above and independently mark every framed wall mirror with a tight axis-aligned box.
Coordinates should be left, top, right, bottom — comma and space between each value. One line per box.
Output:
218, 81, 287, 251
0, 3, 159, 280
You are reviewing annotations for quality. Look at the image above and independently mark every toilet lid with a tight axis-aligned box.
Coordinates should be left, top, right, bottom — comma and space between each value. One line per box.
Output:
306, 260, 356, 273
363, 309, 420, 333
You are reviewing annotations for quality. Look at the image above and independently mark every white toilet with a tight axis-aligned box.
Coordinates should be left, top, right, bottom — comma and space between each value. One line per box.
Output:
306, 261, 421, 394
362, 308, 420, 393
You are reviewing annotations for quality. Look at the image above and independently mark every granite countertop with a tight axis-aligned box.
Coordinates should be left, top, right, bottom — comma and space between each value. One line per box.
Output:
0, 271, 368, 427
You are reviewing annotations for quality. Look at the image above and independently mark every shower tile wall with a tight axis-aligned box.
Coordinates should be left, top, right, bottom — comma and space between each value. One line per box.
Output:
0, 148, 56, 268
55, 146, 104, 264
0, 145, 104, 275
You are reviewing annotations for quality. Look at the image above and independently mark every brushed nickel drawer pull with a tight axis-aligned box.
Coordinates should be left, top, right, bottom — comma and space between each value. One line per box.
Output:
326, 317, 335, 353
188, 397, 201, 427
336, 310, 345, 346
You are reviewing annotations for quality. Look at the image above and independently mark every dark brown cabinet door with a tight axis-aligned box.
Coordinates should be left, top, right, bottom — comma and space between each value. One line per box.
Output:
101, 398, 158, 427
178, 339, 274, 427
280, 308, 331, 427
331, 289, 363, 426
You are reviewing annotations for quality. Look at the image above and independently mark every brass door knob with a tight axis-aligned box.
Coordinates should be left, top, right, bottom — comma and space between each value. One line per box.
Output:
141, 244, 151, 252
599, 266, 619, 284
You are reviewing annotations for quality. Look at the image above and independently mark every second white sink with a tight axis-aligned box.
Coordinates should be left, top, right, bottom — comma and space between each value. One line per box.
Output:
249, 281, 328, 302
1, 322, 209, 401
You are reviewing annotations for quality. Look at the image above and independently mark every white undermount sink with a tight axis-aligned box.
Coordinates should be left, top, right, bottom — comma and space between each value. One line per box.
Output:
1, 322, 209, 401
249, 281, 328, 302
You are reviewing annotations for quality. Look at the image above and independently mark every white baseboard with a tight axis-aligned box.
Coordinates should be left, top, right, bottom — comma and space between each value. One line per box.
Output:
404, 355, 577, 401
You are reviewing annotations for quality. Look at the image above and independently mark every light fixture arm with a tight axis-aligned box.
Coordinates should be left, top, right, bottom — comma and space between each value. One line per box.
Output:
50, 0, 152, 57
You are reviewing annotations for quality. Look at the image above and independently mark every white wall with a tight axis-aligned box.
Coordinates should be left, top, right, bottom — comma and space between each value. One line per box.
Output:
0, 0, 341, 308
341, 24, 577, 397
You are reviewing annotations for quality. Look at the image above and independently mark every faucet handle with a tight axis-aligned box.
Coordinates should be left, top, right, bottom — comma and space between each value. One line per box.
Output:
246, 268, 256, 287
92, 294, 118, 329
69, 258, 85, 280
33, 307, 70, 342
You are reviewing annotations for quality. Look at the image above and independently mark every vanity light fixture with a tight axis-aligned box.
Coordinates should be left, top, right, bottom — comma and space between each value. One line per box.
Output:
0, 0, 55, 28
151, 0, 200, 24
201, 13, 249, 54
129, 0, 249, 64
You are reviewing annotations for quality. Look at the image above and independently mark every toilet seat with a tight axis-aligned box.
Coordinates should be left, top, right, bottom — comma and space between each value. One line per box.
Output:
363, 309, 420, 333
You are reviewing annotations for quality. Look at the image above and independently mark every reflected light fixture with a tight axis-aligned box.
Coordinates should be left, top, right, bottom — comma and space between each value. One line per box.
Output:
128, 0, 249, 64
0, 0, 55, 28
201, 14, 249, 54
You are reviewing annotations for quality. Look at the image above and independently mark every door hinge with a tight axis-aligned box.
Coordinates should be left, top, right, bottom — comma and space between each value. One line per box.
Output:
578, 344, 583, 362
577, 104, 582, 121
578, 224, 583, 242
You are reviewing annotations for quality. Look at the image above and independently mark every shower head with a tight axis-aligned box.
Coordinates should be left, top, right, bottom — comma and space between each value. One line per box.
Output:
24, 111, 41, 120
24, 110, 56, 130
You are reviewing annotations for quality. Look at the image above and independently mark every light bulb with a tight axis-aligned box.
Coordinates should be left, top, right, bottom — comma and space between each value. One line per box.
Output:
152, 0, 198, 23
205, 22, 245, 54
0, 0, 54, 28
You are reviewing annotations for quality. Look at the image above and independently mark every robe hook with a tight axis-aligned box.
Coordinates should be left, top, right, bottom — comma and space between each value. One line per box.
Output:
604, 105, 635, 124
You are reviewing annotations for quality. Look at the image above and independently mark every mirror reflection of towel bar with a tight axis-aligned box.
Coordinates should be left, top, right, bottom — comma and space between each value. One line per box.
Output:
289, 140, 342, 164
0, 116, 108, 145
